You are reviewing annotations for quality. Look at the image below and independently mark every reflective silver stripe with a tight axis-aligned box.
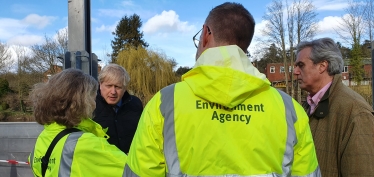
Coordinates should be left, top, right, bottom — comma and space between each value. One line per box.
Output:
29, 149, 34, 166
124, 84, 178, 177
29, 147, 36, 174
29, 132, 83, 176
301, 167, 321, 177
159, 86, 313, 176
168, 173, 281, 177
165, 168, 321, 177
276, 89, 298, 176
58, 131, 83, 177
124, 164, 139, 177
160, 84, 182, 176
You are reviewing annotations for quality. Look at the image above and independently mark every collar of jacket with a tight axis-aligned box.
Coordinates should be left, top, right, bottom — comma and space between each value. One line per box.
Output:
308, 74, 342, 119
182, 45, 270, 108
312, 86, 330, 119
44, 118, 108, 138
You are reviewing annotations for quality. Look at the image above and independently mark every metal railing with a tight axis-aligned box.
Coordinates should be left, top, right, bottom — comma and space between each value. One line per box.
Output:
0, 122, 43, 177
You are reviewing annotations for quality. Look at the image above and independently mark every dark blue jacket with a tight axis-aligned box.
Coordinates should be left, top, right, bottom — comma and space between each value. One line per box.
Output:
93, 90, 143, 153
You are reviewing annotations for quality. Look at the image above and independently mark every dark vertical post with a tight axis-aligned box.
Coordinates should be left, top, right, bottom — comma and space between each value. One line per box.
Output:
371, 41, 374, 109
84, 0, 92, 76
66, 0, 97, 80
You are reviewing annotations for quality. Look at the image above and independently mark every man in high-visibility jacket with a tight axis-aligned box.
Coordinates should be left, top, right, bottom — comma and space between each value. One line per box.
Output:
125, 2, 321, 177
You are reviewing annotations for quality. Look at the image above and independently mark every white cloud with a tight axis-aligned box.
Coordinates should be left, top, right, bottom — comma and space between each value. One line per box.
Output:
0, 18, 27, 40
98, 9, 126, 18
7, 35, 44, 46
96, 23, 117, 32
52, 27, 68, 41
314, 0, 349, 11
318, 4, 348, 11
121, 0, 135, 7
91, 17, 100, 23
22, 14, 57, 29
317, 15, 342, 34
254, 20, 268, 38
143, 10, 194, 35
96, 25, 107, 32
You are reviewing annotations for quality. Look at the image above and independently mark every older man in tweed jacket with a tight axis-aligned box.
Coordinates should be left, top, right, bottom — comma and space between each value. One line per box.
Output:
293, 37, 374, 177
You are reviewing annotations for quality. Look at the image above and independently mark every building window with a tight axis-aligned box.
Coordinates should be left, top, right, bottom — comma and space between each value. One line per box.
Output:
343, 66, 348, 73
270, 66, 275, 73
289, 66, 293, 73
280, 66, 285, 73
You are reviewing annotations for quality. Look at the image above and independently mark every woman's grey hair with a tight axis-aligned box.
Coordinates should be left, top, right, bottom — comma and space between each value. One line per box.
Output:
98, 64, 130, 87
296, 37, 343, 75
29, 68, 98, 128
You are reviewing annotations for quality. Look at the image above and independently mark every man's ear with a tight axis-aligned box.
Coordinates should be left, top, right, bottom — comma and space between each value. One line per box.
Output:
319, 60, 328, 74
202, 26, 211, 48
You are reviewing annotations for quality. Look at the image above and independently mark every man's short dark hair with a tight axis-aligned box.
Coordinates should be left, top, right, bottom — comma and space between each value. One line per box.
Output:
206, 2, 255, 51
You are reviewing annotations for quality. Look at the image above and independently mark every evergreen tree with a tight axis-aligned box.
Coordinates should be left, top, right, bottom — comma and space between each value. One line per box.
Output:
175, 66, 192, 76
0, 78, 9, 98
361, 40, 372, 58
337, 42, 351, 60
350, 43, 364, 84
111, 14, 148, 63
256, 43, 283, 73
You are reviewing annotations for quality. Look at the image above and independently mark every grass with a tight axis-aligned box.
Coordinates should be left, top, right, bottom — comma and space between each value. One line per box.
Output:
0, 110, 34, 122
349, 85, 373, 106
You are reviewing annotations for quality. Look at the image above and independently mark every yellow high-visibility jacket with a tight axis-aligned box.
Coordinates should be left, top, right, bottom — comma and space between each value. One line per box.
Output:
29, 118, 127, 177
126, 45, 320, 177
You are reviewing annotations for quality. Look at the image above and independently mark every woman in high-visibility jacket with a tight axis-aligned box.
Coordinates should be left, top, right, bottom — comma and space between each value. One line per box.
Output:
28, 69, 127, 177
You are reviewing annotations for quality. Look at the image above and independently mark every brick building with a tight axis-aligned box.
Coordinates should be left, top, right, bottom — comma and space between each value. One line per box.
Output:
265, 59, 372, 87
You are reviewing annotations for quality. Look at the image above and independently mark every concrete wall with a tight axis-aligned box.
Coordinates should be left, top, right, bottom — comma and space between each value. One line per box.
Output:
0, 122, 43, 177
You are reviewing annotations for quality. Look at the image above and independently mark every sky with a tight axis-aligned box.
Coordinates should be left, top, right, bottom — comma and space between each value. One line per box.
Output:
0, 0, 350, 68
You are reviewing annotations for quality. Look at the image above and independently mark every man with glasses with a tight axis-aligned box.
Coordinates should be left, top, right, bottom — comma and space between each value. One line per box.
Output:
294, 37, 374, 176
125, 2, 321, 177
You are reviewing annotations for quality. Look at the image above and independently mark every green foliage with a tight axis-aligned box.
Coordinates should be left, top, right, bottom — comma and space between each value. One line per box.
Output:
0, 78, 10, 98
337, 42, 351, 59
0, 102, 9, 110
175, 66, 192, 76
116, 46, 178, 104
19, 81, 30, 96
257, 43, 283, 73
361, 40, 372, 58
349, 43, 364, 84
111, 14, 149, 63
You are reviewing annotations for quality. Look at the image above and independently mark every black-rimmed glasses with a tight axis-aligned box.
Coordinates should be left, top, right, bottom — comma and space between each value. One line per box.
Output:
193, 28, 202, 48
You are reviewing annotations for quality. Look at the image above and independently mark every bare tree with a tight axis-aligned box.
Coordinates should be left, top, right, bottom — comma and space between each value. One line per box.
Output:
294, 0, 318, 102
263, 0, 289, 94
100, 45, 112, 66
13, 45, 32, 112
262, 0, 318, 100
295, 0, 318, 42
29, 34, 62, 75
287, 0, 296, 98
0, 42, 14, 73
336, 0, 365, 84
362, 0, 374, 42
55, 28, 69, 63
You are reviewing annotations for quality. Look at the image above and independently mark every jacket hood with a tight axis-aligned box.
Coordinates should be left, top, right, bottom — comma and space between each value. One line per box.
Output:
182, 45, 270, 108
